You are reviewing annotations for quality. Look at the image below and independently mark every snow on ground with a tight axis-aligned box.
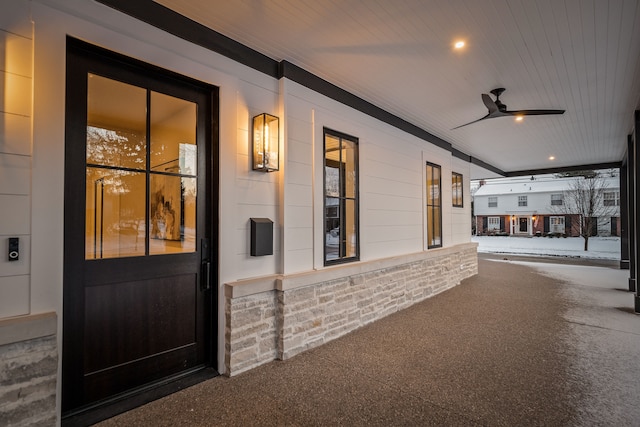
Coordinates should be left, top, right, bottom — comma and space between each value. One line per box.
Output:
471, 235, 621, 260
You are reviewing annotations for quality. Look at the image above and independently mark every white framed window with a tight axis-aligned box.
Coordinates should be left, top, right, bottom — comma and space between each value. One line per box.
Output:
603, 191, 619, 206
488, 217, 500, 231
488, 196, 497, 207
550, 216, 565, 233
551, 194, 563, 206
518, 195, 528, 207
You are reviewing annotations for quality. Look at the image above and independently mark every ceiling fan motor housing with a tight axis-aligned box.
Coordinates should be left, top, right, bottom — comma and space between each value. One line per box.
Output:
490, 87, 506, 98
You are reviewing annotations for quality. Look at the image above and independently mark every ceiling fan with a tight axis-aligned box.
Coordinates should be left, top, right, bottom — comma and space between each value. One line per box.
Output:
452, 88, 565, 129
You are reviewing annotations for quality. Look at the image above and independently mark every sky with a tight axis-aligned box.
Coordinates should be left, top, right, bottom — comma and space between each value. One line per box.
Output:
471, 236, 621, 260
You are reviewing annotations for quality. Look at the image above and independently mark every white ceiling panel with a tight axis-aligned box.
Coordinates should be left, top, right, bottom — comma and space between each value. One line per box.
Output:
155, 0, 640, 177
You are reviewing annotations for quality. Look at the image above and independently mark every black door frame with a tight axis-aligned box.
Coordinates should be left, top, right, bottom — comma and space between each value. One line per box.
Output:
62, 37, 219, 423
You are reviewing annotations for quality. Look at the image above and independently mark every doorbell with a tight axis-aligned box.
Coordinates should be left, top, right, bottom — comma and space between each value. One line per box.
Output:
8, 237, 19, 261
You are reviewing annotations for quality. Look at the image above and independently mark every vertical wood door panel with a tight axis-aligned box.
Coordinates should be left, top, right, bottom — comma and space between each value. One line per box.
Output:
83, 274, 197, 373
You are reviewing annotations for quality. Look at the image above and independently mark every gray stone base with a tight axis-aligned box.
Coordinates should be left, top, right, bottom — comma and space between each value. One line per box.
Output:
0, 313, 58, 427
225, 243, 478, 375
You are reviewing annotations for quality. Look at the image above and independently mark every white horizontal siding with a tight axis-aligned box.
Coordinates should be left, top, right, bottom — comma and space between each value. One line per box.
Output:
0, 114, 31, 155
451, 158, 472, 245
0, 72, 31, 116
0, 154, 30, 195
0, 275, 29, 318
280, 80, 471, 270
0, 195, 30, 235
0, 5, 32, 320
0, 30, 32, 77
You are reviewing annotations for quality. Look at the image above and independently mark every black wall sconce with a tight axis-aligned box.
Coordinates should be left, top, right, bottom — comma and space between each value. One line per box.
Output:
252, 113, 279, 172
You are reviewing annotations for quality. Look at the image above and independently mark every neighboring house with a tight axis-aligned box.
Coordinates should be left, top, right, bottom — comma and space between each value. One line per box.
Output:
473, 175, 620, 237
0, 1, 478, 424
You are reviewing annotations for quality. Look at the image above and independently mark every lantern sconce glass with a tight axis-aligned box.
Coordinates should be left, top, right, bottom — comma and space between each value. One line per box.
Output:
252, 113, 279, 172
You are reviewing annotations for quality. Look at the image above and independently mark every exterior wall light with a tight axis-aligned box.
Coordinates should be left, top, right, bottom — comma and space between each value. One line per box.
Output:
252, 113, 279, 172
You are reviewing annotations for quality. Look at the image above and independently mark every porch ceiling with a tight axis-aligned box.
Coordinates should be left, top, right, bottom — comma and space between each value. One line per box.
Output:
151, 1, 640, 178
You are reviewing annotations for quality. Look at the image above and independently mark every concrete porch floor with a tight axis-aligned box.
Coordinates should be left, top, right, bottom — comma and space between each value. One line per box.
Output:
95, 254, 640, 426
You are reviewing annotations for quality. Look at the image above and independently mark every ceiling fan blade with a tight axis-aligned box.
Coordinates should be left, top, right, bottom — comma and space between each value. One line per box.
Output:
506, 109, 565, 116
451, 113, 492, 130
482, 93, 498, 114
453, 88, 566, 129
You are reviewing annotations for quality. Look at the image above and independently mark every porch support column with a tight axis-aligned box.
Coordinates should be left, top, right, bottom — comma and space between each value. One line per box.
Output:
634, 111, 640, 311
629, 132, 636, 293
620, 152, 629, 269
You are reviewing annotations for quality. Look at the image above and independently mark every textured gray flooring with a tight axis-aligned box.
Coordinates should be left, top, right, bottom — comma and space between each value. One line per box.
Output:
96, 254, 640, 426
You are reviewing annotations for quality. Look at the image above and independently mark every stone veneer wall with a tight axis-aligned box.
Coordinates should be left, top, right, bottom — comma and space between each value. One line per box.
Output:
225, 291, 279, 375
0, 313, 58, 426
225, 243, 477, 376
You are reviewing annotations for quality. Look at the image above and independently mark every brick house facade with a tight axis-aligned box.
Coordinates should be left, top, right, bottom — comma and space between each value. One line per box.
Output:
473, 175, 621, 237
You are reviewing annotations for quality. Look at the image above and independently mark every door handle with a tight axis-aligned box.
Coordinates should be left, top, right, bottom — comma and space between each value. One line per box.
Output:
201, 261, 211, 291
201, 238, 211, 291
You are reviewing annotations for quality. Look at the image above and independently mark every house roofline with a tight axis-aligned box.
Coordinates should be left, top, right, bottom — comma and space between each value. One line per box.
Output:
504, 162, 622, 177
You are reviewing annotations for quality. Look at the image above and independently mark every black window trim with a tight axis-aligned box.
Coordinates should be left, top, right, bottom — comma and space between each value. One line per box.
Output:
426, 161, 443, 249
323, 127, 360, 266
452, 171, 464, 208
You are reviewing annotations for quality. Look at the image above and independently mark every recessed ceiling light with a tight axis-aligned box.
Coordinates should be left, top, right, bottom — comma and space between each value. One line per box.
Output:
454, 40, 465, 49
549, 156, 555, 161
515, 116, 524, 122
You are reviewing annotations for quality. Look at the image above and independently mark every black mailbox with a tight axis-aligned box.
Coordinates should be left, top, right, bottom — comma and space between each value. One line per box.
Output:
250, 218, 273, 256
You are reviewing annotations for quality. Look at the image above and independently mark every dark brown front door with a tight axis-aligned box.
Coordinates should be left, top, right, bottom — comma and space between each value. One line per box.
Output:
62, 39, 217, 414
519, 217, 528, 233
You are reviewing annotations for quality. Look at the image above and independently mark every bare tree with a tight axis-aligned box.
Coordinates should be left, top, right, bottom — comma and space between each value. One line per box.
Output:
560, 172, 618, 251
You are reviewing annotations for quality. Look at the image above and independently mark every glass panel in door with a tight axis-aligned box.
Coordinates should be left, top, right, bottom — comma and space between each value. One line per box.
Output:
84, 75, 198, 259
85, 75, 146, 259
149, 91, 197, 255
